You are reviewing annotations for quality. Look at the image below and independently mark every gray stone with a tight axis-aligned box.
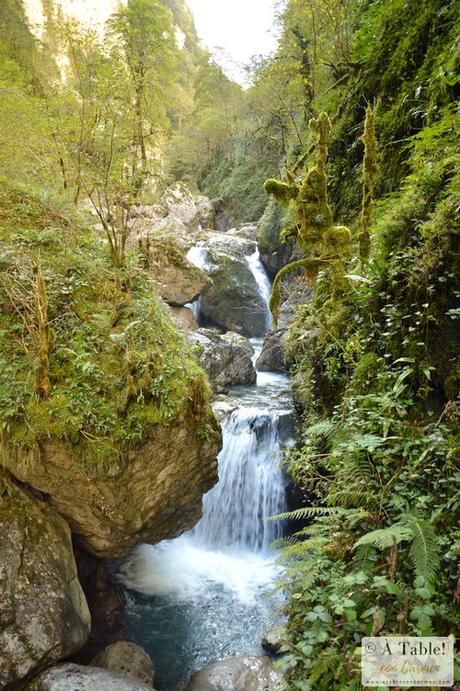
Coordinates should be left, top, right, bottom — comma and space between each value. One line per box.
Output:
190, 329, 256, 393
160, 182, 201, 233
227, 224, 257, 241
0, 473, 90, 689
257, 201, 292, 278
141, 238, 210, 306
196, 196, 216, 230
91, 641, 155, 687
29, 663, 152, 690
191, 233, 268, 338
169, 306, 199, 331
180, 655, 283, 691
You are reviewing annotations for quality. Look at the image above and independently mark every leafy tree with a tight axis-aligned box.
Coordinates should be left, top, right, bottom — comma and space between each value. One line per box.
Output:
107, 0, 177, 193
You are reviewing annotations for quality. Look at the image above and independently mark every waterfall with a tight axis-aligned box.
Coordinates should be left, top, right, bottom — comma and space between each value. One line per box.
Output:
186, 244, 210, 271
118, 237, 295, 690
192, 408, 286, 553
245, 249, 272, 332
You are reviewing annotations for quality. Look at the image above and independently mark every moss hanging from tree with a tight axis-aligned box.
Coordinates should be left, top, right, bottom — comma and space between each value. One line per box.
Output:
359, 103, 379, 260
264, 111, 351, 323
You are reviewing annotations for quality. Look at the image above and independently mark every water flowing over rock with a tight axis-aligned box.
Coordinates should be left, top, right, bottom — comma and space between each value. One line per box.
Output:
192, 408, 287, 552
117, 348, 296, 687
177, 655, 283, 691
1, 411, 221, 558
187, 234, 272, 338
257, 272, 312, 373
0, 473, 90, 689
29, 663, 153, 691
189, 329, 256, 392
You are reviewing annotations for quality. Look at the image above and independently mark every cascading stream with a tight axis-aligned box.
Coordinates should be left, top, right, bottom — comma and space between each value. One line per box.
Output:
192, 409, 285, 552
118, 236, 295, 689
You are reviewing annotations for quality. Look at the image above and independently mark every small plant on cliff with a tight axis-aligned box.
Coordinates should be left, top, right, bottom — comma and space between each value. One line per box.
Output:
264, 112, 352, 323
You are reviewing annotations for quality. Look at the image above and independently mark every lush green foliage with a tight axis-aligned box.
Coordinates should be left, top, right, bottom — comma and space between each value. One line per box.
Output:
0, 181, 211, 472
255, 1, 460, 689
277, 119, 460, 686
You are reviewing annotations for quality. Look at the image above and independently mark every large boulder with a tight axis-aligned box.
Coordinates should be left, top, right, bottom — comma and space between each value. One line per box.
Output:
130, 183, 202, 238
190, 329, 256, 393
160, 182, 201, 233
178, 655, 283, 691
28, 663, 152, 690
227, 223, 257, 241
188, 233, 270, 338
196, 196, 216, 230
1, 410, 220, 558
169, 306, 199, 332
91, 641, 155, 688
0, 473, 90, 689
141, 239, 210, 306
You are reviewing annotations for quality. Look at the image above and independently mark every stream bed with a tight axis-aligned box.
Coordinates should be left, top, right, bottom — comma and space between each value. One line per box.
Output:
117, 358, 295, 689
116, 247, 296, 689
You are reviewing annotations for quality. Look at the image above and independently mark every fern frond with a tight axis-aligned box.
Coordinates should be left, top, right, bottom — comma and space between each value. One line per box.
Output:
402, 513, 439, 585
305, 419, 337, 442
282, 536, 330, 558
309, 650, 341, 686
328, 489, 378, 509
353, 523, 413, 550
269, 506, 343, 522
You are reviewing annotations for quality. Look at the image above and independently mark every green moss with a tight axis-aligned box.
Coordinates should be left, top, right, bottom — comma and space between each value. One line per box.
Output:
264, 113, 352, 324
263, 179, 298, 207
0, 182, 212, 470
359, 104, 379, 261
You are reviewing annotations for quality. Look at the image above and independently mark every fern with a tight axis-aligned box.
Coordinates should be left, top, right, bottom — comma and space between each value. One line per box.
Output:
281, 536, 330, 558
304, 419, 337, 442
353, 513, 440, 584
308, 650, 341, 686
402, 513, 439, 585
353, 523, 413, 550
270, 506, 344, 521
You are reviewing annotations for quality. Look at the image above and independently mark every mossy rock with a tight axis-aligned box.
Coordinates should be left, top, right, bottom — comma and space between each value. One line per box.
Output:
0, 471, 91, 688
257, 201, 293, 278
0, 183, 221, 557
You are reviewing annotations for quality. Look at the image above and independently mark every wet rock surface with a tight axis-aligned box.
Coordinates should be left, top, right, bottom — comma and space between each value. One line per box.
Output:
257, 273, 311, 373
188, 233, 268, 338
28, 663, 153, 690
175, 655, 283, 691
0, 473, 90, 689
189, 328, 256, 393
91, 641, 155, 688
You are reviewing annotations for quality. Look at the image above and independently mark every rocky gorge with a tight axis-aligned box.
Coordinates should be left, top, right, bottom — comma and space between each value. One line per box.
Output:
0, 182, 295, 690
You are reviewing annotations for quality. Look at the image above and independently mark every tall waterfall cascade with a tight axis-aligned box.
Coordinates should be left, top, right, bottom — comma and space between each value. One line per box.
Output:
193, 408, 286, 552
119, 235, 296, 689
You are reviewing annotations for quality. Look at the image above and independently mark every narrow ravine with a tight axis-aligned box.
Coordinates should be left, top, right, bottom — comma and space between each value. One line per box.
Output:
117, 244, 296, 689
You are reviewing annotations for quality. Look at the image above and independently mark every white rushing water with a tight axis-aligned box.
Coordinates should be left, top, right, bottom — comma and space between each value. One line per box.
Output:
118, 248, 294, 689
246, 249, 273, 332
192, 408, 286, 552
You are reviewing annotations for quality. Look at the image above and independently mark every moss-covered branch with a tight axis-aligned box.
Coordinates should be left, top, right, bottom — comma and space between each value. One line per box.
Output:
359, 103, 379, 261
